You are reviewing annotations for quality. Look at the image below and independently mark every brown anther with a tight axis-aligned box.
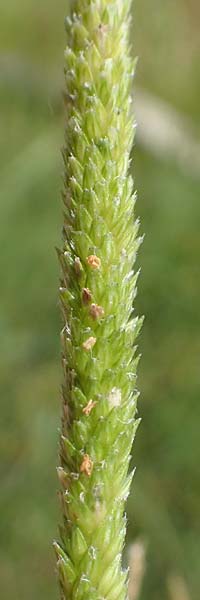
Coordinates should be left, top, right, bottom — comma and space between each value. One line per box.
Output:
80, 454, 93, 477
82, 336, 96, 351
83, 399, 97, 416
89, 303, 105, 320
86, 255, 101, 269
82, 287, 92, 305
74, 256, 83, 276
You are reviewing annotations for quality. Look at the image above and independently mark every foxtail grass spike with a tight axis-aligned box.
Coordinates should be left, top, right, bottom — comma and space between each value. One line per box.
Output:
55, 1, 143, 599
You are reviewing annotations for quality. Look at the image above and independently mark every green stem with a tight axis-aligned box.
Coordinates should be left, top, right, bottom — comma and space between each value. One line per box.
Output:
55, 2, 143, 599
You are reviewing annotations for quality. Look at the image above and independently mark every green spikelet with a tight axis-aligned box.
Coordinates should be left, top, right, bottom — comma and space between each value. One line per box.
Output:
55, 1, 143, 599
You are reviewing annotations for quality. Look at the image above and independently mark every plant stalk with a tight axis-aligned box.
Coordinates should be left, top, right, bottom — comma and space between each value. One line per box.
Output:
55, 2, 142, 599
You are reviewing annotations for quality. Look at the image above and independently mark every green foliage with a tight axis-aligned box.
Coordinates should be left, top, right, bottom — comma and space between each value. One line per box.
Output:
56, 2, 142, 599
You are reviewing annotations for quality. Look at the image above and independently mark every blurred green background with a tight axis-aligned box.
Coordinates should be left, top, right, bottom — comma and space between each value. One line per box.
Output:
1, 1, 200, 599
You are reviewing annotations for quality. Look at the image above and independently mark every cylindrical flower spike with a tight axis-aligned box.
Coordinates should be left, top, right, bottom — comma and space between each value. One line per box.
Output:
55, 1, 143, 599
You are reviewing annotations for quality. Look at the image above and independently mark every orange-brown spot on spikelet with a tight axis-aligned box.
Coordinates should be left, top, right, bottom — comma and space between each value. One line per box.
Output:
82, 399, 97, 416
80, 454, 93, 477
82, 287, 92, 304
86, 255, 101, 269
89, 303, 104, 320
82, 336, 96, 351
